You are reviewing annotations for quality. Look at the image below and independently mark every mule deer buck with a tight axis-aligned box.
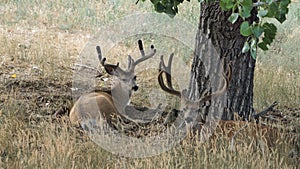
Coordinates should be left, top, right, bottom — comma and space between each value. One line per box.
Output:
158, 54, 280, 149
69, 40, 156, 127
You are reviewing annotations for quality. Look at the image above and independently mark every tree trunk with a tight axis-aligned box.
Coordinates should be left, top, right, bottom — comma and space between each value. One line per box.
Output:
187, 2, 258, 121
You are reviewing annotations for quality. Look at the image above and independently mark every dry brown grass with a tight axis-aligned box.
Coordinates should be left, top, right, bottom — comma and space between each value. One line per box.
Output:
0, 0, 299, 168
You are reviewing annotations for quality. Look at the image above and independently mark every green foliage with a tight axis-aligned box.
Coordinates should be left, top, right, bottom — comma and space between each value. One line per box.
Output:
221, 0, 291, 58
220, 0, 235, 10
240, 21, 252, 36
228, 12, 239, 23
138, 0, 189, 17
258, 22, 277, 50
139, 0, 292, 59
241, 21, 277, 58
266, 0, 291, 23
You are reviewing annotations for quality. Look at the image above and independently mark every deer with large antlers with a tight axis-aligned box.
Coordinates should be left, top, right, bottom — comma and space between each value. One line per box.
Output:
158, 54, 281, 149
69, 40, 156, 127
158, 54, 231, 117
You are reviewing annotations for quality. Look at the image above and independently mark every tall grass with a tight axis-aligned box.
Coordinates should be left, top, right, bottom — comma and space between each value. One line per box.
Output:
0, 0, 199, 32
0, 111, 297, 168
255, 2, 300, 110
0, 0, 299, 168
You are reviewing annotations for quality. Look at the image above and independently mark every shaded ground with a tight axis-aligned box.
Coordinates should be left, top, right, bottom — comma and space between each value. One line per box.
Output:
0, 58, 299, 143
0, 59, 73, 118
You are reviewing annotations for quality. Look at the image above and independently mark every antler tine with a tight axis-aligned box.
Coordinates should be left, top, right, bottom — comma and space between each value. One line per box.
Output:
158, 55, 181, 97
127, 55, 133, 70
158, 55, 170, 92
159, 54, 174, 89
96, 46, 106, 66
159, 55, 166, 72
195, 62, 232, 104
138, 39, 145, 57
226, 61, 233, 83
166, 53, 174, 89
158, 71, 172, 93
129, 40, 156, 71
96, 45, 121, 75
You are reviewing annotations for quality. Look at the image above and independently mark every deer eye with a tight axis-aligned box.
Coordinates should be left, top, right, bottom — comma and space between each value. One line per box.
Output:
133, 76, 137, 81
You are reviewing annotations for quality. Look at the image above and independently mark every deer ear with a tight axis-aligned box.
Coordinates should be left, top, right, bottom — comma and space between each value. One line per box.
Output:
104, 63, 119, 75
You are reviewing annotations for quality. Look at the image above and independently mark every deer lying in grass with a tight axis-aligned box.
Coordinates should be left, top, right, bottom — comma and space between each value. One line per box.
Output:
69, 40, 156, 127
158, 54, 280, 149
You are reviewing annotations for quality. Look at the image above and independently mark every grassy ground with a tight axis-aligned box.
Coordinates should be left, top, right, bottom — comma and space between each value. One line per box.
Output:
0, 0, 299, 168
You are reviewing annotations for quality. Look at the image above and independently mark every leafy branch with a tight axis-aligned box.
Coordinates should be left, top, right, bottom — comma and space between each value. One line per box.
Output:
137, 0, 292, 59
137, 0, 189, 17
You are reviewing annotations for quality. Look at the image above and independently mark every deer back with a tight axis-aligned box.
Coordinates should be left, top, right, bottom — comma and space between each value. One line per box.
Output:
69, 92, 117, 126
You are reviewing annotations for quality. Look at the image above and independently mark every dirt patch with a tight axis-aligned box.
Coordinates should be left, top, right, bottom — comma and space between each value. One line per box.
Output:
0, 62, 73, 119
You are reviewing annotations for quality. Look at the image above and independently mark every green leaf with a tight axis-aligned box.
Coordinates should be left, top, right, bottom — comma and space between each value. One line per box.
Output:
277, 0, 291, 23
240, 21, 252, 36
240, 0, 253, 18
220, 0, 234, 11
149, 0, 186, 17
258, 42, 268, 50
252, 25, 264, 38
250, 38, 257, 49
266, 0, 273, 5
154, 3, 165, 13
228, 13, 239, 23
280, 0, 291, 6
165, 8, 176, 18
250, 47, 257, 59
150, 0, 160, 5
266, 2, 278, 17
250, 37, 257, 59
241, 5, 253, 18
226, 2, 235, 10
242, 41, 250, 53
258, 10, 268, 17
266, 0, 291, 23
220, 1, 227, 10
276, 8, 288, 23
262, 22, 277, 45
241, 0, 253, 8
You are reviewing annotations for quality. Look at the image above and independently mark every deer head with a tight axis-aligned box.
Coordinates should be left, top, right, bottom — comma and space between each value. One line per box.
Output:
96, 40, 156, 98
158, 53, 231, 115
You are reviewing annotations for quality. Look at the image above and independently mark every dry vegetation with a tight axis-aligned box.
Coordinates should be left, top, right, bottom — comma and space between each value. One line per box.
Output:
0, 0, 299, 168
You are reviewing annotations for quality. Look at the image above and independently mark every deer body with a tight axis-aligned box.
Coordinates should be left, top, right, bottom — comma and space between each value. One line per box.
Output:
70, 92, 114, 126
158, 54, 279, 148
69, 40, 156, 127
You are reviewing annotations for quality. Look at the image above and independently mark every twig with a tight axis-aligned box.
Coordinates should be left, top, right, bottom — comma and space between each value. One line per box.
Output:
252, 101, 278, 122
74, 63, 102, 74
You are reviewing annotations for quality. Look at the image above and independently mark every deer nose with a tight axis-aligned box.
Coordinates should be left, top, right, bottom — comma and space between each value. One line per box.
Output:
132, 86, 139, 91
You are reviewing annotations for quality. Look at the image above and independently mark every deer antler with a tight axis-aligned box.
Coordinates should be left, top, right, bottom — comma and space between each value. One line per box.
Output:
96, 45, 120, 75
194, 61, 232, 104
158, 54, 181, 97
96, 40, 156, 76
128, 40, 156, 72
158, 55, 232, 105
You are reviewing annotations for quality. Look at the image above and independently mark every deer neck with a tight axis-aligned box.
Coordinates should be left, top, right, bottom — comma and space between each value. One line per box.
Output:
110, 81, 131, 113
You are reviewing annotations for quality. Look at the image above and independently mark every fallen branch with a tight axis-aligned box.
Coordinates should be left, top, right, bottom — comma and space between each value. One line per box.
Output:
74, 63, 102, 75
252, 101, 279, 123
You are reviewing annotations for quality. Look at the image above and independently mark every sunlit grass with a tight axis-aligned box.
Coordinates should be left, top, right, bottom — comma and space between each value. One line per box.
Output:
254, 62, 299, 110
0, 0, 299, 168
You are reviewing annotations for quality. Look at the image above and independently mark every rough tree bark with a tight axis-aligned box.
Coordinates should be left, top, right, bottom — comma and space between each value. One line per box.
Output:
187, 2, 258, 121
